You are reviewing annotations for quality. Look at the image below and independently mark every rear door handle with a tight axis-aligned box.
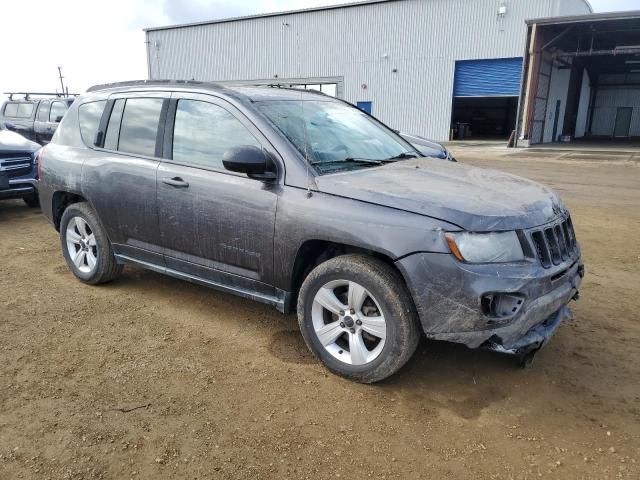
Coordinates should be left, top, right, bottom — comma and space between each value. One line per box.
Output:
162, 177, 189, 188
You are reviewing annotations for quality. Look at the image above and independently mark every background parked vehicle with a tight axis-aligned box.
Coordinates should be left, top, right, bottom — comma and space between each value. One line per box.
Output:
400, 132, 457, 161
0, 122, 41, 207
38, 81, 582, 383
0, 93, 76, 145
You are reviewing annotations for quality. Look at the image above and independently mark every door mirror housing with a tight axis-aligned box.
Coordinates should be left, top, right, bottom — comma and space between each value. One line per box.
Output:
223, 146, 276, 180
55, 115, 64, 123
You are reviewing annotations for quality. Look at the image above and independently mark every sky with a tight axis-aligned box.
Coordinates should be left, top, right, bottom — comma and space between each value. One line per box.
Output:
0, 0, 638, 100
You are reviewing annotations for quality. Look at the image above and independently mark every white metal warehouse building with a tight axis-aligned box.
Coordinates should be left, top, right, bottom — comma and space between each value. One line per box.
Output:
145, 0, 594, 142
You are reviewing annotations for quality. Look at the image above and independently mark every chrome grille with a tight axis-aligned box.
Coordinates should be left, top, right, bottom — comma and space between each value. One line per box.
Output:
530, 216, 577, 269
0, 153, 33, 177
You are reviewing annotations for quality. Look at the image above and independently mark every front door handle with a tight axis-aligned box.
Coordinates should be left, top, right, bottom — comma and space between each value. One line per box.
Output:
162, 177, 189, 188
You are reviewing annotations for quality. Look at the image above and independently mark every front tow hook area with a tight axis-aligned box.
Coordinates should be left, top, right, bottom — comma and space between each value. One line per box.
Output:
483, 306, 573, 368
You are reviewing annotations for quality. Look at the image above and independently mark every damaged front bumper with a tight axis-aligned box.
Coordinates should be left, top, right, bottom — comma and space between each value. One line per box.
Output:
483, 305, 573, 366
396, 250, 584, 359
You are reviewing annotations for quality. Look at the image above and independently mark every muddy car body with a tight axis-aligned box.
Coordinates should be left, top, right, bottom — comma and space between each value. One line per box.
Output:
38, 81, 583, 382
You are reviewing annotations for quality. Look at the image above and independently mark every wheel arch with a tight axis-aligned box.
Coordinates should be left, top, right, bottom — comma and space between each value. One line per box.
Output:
288, 239, 410, 308
51, 191, 87, 231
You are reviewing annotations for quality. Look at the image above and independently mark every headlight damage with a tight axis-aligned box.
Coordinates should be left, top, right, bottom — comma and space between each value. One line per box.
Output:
445, 231, 525, 263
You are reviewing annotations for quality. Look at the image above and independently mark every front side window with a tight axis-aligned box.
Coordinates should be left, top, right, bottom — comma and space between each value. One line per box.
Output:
78, 101, 107, 146
118, 98, 164, 157
49, 101, 69, 122
172, 99, 261, 170
37, 102, 51, 122
257, 100, 416, 174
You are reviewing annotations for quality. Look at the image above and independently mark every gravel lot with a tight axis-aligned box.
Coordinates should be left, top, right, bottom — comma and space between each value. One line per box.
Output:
1, 147, 639, 479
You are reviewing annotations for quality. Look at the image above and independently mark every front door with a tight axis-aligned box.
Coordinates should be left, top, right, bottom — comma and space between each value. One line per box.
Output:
157, 93, 280, 298
614, 107, 632, 138
33, 101, 50, 144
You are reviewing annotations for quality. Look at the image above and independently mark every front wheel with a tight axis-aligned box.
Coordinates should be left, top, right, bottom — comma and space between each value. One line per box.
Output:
60, 202, 123, 285
297, 254, 420, 383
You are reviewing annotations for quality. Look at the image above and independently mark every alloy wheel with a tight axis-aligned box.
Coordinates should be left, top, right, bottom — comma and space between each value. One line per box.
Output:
66, 216, 98, 274
311, 279, 387, 365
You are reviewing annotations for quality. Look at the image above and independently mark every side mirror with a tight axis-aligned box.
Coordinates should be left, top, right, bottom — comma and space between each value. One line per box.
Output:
4, 122, 17, 132
223, 146, 276, 180
55, 115, 63, 123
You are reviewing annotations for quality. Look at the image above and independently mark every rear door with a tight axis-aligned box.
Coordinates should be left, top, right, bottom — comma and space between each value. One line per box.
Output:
156, 92, 280, 297
81, 93, 169, 265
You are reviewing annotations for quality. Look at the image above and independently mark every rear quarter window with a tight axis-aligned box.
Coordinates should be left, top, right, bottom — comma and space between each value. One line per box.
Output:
78, 101, 107, 146
3, 103, 19, 117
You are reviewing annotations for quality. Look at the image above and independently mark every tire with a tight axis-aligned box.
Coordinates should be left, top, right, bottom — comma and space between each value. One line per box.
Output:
23, 194, 40, 208
60, 202, 123, 285
297, 254, 420, 383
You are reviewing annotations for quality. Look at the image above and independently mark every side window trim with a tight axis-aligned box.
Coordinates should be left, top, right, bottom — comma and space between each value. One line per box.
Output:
155, 99, 170, 159
96, 99, 116, 148
162, 98, 178, 160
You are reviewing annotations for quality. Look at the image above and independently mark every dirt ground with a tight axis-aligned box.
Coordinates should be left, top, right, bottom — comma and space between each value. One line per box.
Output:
1, 147, 639, 479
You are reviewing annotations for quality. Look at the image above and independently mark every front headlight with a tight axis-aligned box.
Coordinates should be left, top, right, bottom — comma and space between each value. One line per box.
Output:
445, 231, 524, 263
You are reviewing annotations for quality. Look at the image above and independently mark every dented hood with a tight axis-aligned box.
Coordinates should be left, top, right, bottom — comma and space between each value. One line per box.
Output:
314, 158, 565, 231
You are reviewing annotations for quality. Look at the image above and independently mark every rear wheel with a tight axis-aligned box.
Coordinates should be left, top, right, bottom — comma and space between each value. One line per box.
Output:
298, 254, 420, 383
60, 202, 122, 284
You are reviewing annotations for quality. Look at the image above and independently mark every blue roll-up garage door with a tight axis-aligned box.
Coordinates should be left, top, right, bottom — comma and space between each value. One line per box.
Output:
453, 58, 523, 97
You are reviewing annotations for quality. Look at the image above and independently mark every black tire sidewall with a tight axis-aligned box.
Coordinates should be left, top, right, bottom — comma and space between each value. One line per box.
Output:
298, 255, 418, 382
60, 203, 113, 284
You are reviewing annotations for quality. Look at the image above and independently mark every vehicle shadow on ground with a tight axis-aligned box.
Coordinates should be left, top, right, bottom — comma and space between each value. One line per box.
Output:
0, 199, 41, 222
103, 266, 526, 420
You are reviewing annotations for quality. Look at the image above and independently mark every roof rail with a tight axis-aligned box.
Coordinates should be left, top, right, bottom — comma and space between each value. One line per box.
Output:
265, 84, 327, 96
86, 79, 225, 93
3, 92, 79, 101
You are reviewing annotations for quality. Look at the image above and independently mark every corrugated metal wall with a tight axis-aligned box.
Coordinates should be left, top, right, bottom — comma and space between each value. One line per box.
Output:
591, 87, 640, 137
146, 0, 591, 141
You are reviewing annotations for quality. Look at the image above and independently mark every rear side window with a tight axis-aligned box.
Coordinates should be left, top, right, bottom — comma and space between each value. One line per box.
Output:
3, 102, 33, 117
37, 102, 51, 122
79, 101, 107, 146
118, 98, 163, 157
17, 103, 34, 118
50, 101, 69, 122
172, 99, 261, 170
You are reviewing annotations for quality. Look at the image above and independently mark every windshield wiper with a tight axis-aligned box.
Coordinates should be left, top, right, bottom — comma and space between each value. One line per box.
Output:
310, 158, 383, 166
384, 152, 418, 161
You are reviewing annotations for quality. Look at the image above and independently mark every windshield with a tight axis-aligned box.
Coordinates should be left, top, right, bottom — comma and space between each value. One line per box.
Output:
256, 100, 417, 174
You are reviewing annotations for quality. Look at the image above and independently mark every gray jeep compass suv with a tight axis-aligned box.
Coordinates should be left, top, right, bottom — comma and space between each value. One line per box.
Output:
38, 81, 584, 383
